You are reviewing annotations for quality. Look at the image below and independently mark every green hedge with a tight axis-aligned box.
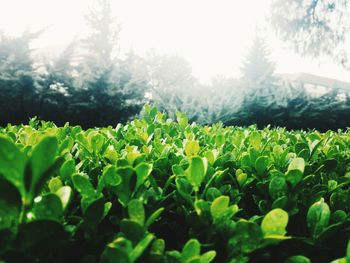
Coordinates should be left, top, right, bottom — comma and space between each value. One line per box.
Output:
1, 105, 350, 263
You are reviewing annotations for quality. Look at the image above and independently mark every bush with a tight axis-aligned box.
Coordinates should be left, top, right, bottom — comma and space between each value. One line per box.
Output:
1, 106, 350, 262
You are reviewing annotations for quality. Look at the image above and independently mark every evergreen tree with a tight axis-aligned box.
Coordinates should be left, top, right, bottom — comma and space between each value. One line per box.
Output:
36, 41, 77, 124
0, 31, 42, 125
238, 35, 281, 127
75, 0, 146, 127
241, 35, 275, 83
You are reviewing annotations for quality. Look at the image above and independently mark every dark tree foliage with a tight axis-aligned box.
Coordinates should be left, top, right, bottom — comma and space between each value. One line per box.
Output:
0, 0, 148, 128
0, 31, 42, 124
36, 41, 77, 123
222, 34, 350, 131
232, 35, 284, 127
71, 0, 147, 127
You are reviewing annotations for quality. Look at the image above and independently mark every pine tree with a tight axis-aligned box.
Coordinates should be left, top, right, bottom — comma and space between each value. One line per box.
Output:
239, 35, 280, 127
241, 35, 275, 83
75, 0, 146, 127
0, 31, 42, 125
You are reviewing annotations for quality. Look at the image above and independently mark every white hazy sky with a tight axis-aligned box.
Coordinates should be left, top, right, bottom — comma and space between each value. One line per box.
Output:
0, 0, 349, 83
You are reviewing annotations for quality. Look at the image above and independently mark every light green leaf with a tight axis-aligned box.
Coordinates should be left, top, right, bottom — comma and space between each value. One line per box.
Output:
130, 233, 155, 263
210, 195, 229, 221
261, 208, 289, 237
181, 239, 201, 261
186, 157, 207, 191
185, 140, 200, 156
55, 186, 72, 211
48, 177, 63, 193
250, 131, 261, 149
287, 158, 305, 173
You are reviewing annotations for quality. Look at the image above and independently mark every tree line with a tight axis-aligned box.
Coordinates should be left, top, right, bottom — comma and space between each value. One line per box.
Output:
1, 0, 350, 131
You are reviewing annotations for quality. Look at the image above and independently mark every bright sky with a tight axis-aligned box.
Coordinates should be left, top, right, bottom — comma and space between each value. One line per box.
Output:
0, 0, 349, 83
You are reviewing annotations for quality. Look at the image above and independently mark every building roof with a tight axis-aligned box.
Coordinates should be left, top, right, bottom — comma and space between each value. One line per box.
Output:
278, 73, 350, 91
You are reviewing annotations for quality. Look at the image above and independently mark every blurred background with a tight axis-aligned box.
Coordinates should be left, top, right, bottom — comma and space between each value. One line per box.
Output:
0, 0, 350, 130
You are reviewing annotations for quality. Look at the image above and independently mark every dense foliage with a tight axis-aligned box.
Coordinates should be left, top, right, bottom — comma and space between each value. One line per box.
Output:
1, 106, 350, 262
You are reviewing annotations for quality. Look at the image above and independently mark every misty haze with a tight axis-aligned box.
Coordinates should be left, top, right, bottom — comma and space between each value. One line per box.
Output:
0, 0, 349, 130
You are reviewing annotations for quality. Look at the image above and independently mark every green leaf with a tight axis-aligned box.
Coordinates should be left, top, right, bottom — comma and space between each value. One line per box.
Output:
261, 208, 289, 237
135, 162, 152, 189
90, 133, 105, 153
236, 172, 247, 186
128, 199, 145, 226
0, 137, 26, 195
215, 134, 225, 147
55, 186, 72, 211
284, 255, 311, 263
59, 159, 76, 182
72, 174, 95, 198
0, 178, 21, 233
272, 196, 289, 209
287, 158, 305, 173
120, 219, 145, 243
269, 176, 287, 200
115, 166, 136, 206
286, 170, 303, 188
307, 198, 330, 239
176, 112, 188, 128
210, 195, 230, 221
346, 239, 350, 262
250, 131, 261, 149
150, 238, 165, 256
255, 156, 269, 176
30, 136, 58, 190
98, 165, 121, 193
129, 233, 155, 263
145, 207, 164, 229
185, 140, 200, 156
228, 221, 263, 254
32, 157, 65, 198
201, 251, 216, 263
172, 164, 185, 176
48, 177, 63, 193
101, 237, 132, 263
186, 157, 207, 191
32, 194, 63, 222
285, 158, 305, 188
181, 239, 201, 261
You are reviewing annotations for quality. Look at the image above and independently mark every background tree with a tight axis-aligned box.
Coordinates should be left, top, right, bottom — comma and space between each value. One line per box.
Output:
36, 41, 77, 124
236, 35, 283, 127
0, 31, 42, 124
75, 0, 146, 127
147, 53, 201, 121
271, 0, 350, 68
